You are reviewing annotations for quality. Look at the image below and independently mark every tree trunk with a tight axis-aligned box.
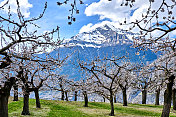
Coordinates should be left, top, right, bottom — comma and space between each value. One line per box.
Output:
0, 94, 9, 117
74, 91, 77, 101
155, 88, 160, 105
103, 97, 106, 102
83, 91, 88, 107
21, 92, 30, 115
173, 89, 176, 110
109, 91, 114, 116
65, 91, 68, 101
0, 77, 15, 117
161, 75, 175, 117
114, 95, 117, 103
61, 90, 64, 101
142, 89, 147, 104
122, 88, 127, 106
13, 84, 18, 101
34, 88, 41, 108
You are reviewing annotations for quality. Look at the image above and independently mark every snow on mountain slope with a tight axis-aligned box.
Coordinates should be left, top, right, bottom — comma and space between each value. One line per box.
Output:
63, 24, 138, 48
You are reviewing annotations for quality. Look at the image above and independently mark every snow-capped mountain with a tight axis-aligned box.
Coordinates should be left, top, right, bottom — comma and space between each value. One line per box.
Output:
62, 24, 137, 48
48, 23, 158, 79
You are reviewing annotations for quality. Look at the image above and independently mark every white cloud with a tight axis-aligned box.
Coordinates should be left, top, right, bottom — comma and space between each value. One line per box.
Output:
79, 23, 93, 33
85, 0, 131, 22
82, 0, 176, 38
82, 0, 150, 33
0, 0, 32, 18
85, 0, 169, 22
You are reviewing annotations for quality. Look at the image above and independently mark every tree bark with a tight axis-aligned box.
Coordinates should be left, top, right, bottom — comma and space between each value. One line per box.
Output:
114, 95, 117, 103
21, 92, 30, 115
122, 88, 127, 106
13, 84, 18, 101
161, 75, 175, 117
0, 77, 15, 117
155, 88, 160, 105
65, 91, 68, 101
34, 88, 41, 108
83, 91, 88, 107
172, 89, 176, 110
109, 91, 114, 116
142, 89, 147, 104
61, 90, 64, 101
103, 97, 106, 102
0, 93, 9, 117
74, 91, 77, 101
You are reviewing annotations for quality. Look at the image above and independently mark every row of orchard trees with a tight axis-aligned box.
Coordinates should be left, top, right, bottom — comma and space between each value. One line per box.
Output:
0, 1, 69, 117
49, 51, 175, 117
3, 43, 173, 117
73, 53, 175, 116
47, 51, 174, 116
54, 1, 176, 116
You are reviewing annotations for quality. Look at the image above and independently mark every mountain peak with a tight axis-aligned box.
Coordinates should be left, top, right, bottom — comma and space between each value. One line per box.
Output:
87, 23, 119, 34
102, 23, 117, 31
63, 23, 137, 48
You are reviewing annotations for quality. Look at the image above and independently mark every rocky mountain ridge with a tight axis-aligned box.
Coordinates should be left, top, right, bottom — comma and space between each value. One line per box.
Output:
62, 24, 137, 48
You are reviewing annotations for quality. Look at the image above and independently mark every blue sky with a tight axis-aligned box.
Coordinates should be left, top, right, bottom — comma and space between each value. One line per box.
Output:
0, 0, 101, 39
27, 0, 101, 39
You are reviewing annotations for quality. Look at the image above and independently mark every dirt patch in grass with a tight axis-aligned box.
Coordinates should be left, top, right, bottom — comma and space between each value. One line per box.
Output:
78, 107, 147, 117
78, 107, 109, 115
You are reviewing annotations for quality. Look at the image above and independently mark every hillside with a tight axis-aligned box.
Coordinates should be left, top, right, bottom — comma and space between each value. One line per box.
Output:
8, 98, 176, 117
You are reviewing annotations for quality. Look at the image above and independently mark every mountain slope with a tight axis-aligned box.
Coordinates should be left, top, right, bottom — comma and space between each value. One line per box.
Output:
53, 24, 158, 79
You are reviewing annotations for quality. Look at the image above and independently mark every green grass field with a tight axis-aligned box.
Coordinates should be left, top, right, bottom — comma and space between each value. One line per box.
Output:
8, 98, 176, 117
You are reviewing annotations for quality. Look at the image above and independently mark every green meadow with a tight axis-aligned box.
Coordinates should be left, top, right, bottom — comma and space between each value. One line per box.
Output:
8, 98, 176, 117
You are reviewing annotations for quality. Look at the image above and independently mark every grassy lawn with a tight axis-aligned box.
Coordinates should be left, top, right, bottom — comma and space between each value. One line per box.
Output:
8, 98, 176, 117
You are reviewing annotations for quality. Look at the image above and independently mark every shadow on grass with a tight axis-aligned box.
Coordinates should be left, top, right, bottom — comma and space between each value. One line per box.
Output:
89, 102, 161, 116
129, 103, 163, 108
